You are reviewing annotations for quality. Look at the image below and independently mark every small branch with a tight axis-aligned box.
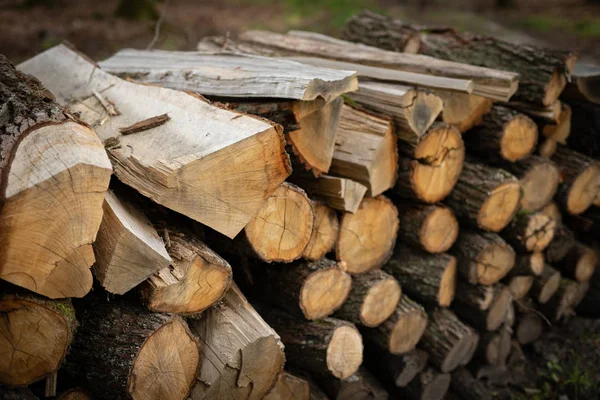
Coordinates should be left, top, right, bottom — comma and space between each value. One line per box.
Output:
147, 0, 171, 50
119, 113, 171, 135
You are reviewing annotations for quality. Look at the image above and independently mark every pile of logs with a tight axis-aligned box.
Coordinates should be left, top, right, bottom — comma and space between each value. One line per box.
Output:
1, 11, 600, 400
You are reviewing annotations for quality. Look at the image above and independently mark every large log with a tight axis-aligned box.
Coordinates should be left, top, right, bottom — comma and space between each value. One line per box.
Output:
0, 290, 76, 386
264, 372, 310, 400
66, 294, 200, 400
189, 285, 285, 400
451, 231, 516, 286
419, 309, 479, 373
555, 243, 597, 282
18, 44, 291, 239
463, 105, 538, 162
293, 174, 367, 213
393, 123, 465, 204
399, 367, 451, 400
334, 269, 401, 327
502, 211, 556, 253
452, 281, 514, 331
437, 91, 493, 133
529, 264, 562, 304
395, 203, 459, 253
318, 367, 389, 400
507, 252, 545, 277
262, 309, 363, 380
330, 104, 398, 196
551, 145, 600, 215
336, 195, 399, 274
302, 201, 339, 260
384, 245, 457, 307
445, 161, 521, 232
0, 54, 112, 298
342, 11, 576, 106
545, 224, 575, 263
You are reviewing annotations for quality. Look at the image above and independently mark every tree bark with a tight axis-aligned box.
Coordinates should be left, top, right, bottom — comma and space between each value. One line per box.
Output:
334, 269, 401, 327
477, 326, 511, 366
363, 344, 428, 387
445, 160, 520, 232
302, 201, 339, 261
502, 211, 556, 253
448, 367, 493, 400
264, 372, 310, 400
384, 244, 457, 307
451, 281, 514, 331
395, 203, 458, 253
556, 243, 597, 282
336, 195, 399, 274
399, 367, 451, 400
545, 224, 575, 263
317, 367, 389, 400
529, 264, 562, 304
538, 278, 587, 322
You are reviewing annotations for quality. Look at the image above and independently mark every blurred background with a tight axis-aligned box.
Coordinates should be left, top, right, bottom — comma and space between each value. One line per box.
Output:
0, 0, 599, 64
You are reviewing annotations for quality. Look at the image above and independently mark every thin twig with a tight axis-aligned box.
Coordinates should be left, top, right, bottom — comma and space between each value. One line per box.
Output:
147, 0, 171, 50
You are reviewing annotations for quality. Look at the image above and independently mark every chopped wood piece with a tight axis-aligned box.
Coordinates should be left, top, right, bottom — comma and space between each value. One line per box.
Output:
437, 91, 493, 133
565, 100, 600, 159
464, 105, 538, 162
501, 156, 560, 212
451, 231, 516, 286
67, 294, 199, 400
57, 388, 92, 400
264, 372, 310, 400
477, 327, 511, 366
384, 245, 457, 307
263, 309, 363, 380
556, 243, 597, 282
452, 282, 514, 331
540, 201, 562, 223
515, 310, 544, 345
395, 203, 459, 253
445, 161, 521, 232
190, 285, 285, 400
448, 367, 493, 400
419, 309, 479, 372
502, 211, 556, 253
18, 44, 291, 239
538, 137, 557, 158
530, 264, 562, 304
342, 11, 575, 105
92, 190, 172, 295
508, 253, 545, 277
505, 275, 534, 300
545, 224, 575, 263
362, 295, 428, 355
302, 202, 339, 260
400, 367, 451, 400
334, 269, 401, 327
100, 49, 357, 102
393, 123, 465, 204
551, 145, 600, 215
330, 104, 398, 196
119, 113, 170, 134
295, 175, 367, 213
538, 278, 587, 322
250, 258, 352, 320
541, 102, 571, 144
363, 345, 428, 388
318, 367, 389, 400
0, 290, 75, 386
0, 54, 112, 298
336, 195, 399, 273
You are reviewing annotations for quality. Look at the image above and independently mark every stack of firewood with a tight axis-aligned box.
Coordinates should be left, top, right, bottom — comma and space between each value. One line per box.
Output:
1, 10, 600, 400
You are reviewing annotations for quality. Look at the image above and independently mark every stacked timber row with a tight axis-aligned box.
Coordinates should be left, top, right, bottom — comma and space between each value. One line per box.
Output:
1, 13, 599, 400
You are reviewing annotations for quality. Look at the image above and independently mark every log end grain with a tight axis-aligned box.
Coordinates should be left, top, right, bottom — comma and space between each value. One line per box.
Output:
537, 266, 562, 304
475, 237, 516, 286
439, 257, 458, 307
529, 252, 546, 275
478, 180, 522, 232
566, 163, 600, 215
500, 114, 538, 161
302, 202, 339, 261
361, 277, 402, 327
519, 159, 561, 212
544, 70, 568, 106
421, 206, 459, 254
300, 264, 353, 320
508, 275, 534, 300
487, 287, 514, 331
388, 297, 428, 355
326, 325, 364, 379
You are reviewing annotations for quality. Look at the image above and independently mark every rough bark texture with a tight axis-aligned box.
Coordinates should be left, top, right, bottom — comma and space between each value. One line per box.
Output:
445, 161, 520, 232
448, 367, 493, 400
363, 343, 429, 388
545, 224, 576, 264
477, 327, 511, 366
384, 244, 456, 307
317, 367, 389, 400
566, 100, 600, 159
502, 211, 556, 253
506, 253, 545, 277
399, 367, 451, 400
395, 203, 458, 253
452, 281, 513, 331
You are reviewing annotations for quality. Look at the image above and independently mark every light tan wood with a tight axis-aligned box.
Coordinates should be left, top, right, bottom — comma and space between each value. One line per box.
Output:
530, 264, 562, 304
452, 282, 514, 331
190, 284, 285, 400
503, 212, 556, 253
302, 202, 339, 260
330, 104, 398, 196
336, 195, 399, 274
396, 204, 459, 254
18, 44, 291, 239
505, 156, 560, 212
539, 138, 557, 158
438, 91, 493, 132
507, 275, 534, 300
540, 202, 562, 223
295, 175, 367, 213
93, 191, 172, 295
542, 103, 571, 144
264, 372, 310, 400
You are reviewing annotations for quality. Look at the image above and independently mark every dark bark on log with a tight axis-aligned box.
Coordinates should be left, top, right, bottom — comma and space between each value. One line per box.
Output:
506, 252, 545, 277
545, 224, 576, 264
555, 242, 597, 282
317, 367, 389, 400
451, 281, 514, 331
363, 343, 428, 388
394, 203, 458, 253
448, 367, 493, 400
501, 211, 556, 253
398, 367, 451, 400
529, 264, 562, 304
476, 326, 511, 366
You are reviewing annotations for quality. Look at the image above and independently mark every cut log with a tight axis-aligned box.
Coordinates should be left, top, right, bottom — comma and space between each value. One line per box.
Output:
515, 311, 544, 345
336, 195, 399, 274
562, 63, 600, 104
189, 284, 285, 400
288, 97, 343, 175
500, 156, 560, 212
538, 137, 557, 158
505, 275, 534, 300
538, 278, 587, 322
565, 100, 600, 159
18, 44, 291, 239
545, 224, 575, 264
0, 54, 112, 298
451, 231, 516, 285
445, 161, 521, 232
138, 224, 232, 315
302, 202, 339, 260
318, 367, 389, 400
452, 282, 514, 331
393, 123, 465, 204
334, 269, 401, 327
541, 102, 571, 144
294, 174, 367, 213
419, 309, 479, 372
506, 100, 562, 124
556, 243, 597, 282
330, 104, 398, 196
99, 49, 357, 102
551, 145, 600, 215
362, 295, 428, 355
540, 201, 562, 223
92, 190, 172, 294
400, 367, 451, 400
384, 245, 457, 307
363, 345, 428, 387
529, 264, 562, 304
66, 294, 199, 400
57, 388, 92, 400
463, 105, 538, 162
395, 203, 459, 253
236, 30, 519, 101
477, 327, 511, 366
0, 387, 39, 400
342, 11, 575, 106
437, 91, 493, 133
507, 253, 545, 277
262, 309, 363, 380
250, 258, 352, 320
448, 367, 493, 400
264, 372, 310, 400
0, 290, 76, 386
502, 211, 556, 253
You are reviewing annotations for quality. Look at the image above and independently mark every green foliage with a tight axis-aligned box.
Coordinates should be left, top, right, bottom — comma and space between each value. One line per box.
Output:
521, 15, 600, 38
521, 360, 597, 400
